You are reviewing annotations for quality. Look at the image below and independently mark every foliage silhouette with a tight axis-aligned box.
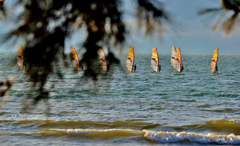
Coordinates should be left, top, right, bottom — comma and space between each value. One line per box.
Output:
198, 0, 240, 35
0, 0, 169, 112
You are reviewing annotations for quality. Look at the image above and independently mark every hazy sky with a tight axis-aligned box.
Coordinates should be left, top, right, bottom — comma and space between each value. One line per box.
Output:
2, 0, 239, 54
123, 0, 240, 54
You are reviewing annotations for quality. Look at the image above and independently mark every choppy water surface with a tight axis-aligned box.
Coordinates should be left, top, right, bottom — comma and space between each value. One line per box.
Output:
0, 52, 240, 145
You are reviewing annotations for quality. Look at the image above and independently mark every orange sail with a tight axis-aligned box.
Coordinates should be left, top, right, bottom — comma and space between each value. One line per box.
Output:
71, 47, 81, 70
99, 47, 108, 72
126, 46, 135, 72
210, 48, 219, 72
171, 46, 182, 72
151, 47, 159, 72
17, 45, 24, 70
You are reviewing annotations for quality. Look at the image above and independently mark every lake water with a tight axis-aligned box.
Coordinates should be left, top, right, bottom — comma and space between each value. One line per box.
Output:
0, 52, 240, 145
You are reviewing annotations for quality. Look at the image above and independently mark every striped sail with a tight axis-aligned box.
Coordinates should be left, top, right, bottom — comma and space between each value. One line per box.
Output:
71, 47, 81, 70
99, 48, 108, 72
126, 46, 134, 72
17, 45, 24, 70
171, 46, 181, 72
210, 48, 219, 72
151, 47, 159, 72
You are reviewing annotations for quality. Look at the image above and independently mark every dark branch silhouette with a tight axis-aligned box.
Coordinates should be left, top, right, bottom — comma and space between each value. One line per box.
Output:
198, 0, 240, 35
0, 0, 169, 112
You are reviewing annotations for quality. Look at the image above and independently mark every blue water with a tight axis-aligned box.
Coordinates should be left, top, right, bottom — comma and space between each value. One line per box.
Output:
0, 52, 240, 145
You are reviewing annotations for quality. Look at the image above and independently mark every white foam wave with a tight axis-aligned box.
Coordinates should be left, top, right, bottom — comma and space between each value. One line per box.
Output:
144, 130, 240, 144
51, 128, 137, 134
49, 128, 240, 144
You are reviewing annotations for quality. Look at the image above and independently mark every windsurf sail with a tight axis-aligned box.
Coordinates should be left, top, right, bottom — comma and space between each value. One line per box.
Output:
210, 48, 219, 72
126, 46, 135, 72
171, 46, 182, 72
71, 47, 81, 70
17, 45, 24, 70
151, 47, 159, 72
99, 47, 108, 72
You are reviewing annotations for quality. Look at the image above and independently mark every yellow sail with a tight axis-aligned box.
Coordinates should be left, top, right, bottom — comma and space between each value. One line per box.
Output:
17, 45, 24, 70
99, 47, 108, 72
210, 48, 219, 72
71, 47, 81, 70
176, 47, 182, 72
126, 46, 135, 72
151, 47, 159, 72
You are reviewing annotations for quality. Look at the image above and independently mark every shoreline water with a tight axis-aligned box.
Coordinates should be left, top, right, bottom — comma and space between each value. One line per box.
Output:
0, 53, 240, 145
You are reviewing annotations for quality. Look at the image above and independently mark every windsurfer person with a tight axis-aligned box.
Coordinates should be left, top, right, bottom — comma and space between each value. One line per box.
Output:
158, 65, 161, 72
185, 64, 189, 71
214, 65, 218, 74
133, 64, 137, 72
180, 66, 184, 73
79, 61, 83, 70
